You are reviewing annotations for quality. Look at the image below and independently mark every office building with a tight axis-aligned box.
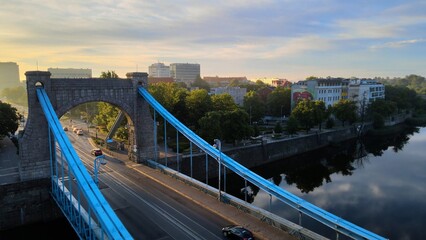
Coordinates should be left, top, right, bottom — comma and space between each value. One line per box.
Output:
170, 63, 200, 86
48, 68, 92, 78
0, 62, 20, 89
148, 62, 170, 77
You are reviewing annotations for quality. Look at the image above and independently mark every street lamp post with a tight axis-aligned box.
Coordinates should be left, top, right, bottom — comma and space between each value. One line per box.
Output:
93, 155, 107, 186
213, 139, 222, 201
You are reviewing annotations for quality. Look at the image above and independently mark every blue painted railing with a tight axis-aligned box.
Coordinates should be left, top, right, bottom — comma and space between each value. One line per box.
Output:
37, 88, 133, 240
139, 87, 388, 240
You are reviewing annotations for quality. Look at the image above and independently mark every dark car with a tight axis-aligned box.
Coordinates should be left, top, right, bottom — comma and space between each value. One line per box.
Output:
222, 225, 254, 240
91, 149, 103, 156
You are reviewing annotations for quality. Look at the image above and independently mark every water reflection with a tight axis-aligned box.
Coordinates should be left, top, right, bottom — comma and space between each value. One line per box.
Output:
224, 125, 425, 239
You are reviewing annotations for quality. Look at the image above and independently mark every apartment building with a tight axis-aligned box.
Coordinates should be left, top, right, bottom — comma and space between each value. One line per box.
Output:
291, 77, 384, 109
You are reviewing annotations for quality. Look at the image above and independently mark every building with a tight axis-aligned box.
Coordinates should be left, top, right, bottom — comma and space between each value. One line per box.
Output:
148, 62, 170, 77
170, 63, 200, 86
48, 68, 92, 78
203, 76, 249, 87
347, 79, 385, 107
0, 62, 20, 90
210, 87, 247, 106
291, 77, 385, 110
271, 79, 292, 88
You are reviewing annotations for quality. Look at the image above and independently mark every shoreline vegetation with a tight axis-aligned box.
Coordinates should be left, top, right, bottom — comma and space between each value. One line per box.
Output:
367, 115, 426, 136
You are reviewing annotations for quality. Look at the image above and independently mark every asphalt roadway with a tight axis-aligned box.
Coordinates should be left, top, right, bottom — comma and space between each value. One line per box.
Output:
0, 136, 297, 240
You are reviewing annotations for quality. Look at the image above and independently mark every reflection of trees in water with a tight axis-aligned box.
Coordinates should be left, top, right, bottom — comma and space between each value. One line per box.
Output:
179, 127, 421, 213
224, 125, 418, 199
363, 126, 418, 156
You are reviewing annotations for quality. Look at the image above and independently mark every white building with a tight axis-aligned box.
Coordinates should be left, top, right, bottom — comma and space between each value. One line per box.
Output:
291, 77, 384, 110
210, 87, 247, 106
170, 63, 200, 86
48, 68, 92, 78
348, 79, 385, 107
0, 62, 20, 89
148, 62, 170, 77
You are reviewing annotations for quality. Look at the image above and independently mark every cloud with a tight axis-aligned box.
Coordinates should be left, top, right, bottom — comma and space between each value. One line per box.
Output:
370, 39, 426, 50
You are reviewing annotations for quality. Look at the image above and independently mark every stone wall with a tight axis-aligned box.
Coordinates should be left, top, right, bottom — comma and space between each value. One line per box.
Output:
0, 178, 62, 231
167, 125, 366, 180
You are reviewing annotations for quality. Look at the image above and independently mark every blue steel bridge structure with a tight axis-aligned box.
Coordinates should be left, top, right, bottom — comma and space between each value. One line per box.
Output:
35, 85, 387, 240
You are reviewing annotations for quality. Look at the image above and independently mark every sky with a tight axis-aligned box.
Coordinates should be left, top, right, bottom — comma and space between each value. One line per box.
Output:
1, 0, 425, 82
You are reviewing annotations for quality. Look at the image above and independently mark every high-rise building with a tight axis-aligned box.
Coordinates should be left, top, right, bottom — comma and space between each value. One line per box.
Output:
170, 63, 200, 86
0, 62, 20, 90
48, 68, 92, 78
148, 62, 170, 77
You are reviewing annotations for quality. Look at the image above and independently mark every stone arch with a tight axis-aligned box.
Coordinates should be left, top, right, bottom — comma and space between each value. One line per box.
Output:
19, 71, 154, 181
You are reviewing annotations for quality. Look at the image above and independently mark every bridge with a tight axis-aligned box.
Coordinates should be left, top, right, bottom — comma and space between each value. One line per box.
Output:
10, 71, 387, 239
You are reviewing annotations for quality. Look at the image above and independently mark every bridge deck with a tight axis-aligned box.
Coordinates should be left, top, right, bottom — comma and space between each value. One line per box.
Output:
108, 150, 297, 240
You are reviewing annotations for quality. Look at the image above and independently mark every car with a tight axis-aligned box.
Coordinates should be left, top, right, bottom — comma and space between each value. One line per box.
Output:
76, 129, 83, 135
222, 225, 254, 240
63, 127, 68, 131
91, 149, 103, 156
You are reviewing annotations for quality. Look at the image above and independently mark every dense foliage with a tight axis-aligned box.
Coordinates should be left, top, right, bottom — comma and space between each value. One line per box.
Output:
377, 74, 426, 94
0, 101, 20, 139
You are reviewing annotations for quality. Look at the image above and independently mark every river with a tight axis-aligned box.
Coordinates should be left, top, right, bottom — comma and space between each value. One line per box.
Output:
226, 125, 426, 239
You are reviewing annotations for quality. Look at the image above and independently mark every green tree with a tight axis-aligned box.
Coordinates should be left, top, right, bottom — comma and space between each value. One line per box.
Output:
211, 93, 238, 112
367, 99, 397, 119
266, 87, 291, 117
185, 89, 212, 128
332, 99, 358, 126
312, 100, 327, 131
0, 101, 20, 139
274, 122, 283, 135
291, 99, 315, 132
243, 91, 265, 124
93, 102, 120, 132
198, 111, 223, 143
191, 75, 210, 91
285, 115, 299, 136
222, 109, 252, 145
100, 70, 119, 78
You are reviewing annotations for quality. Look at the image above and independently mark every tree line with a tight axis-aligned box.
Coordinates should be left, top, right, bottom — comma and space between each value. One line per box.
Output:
1, 73, 425, 151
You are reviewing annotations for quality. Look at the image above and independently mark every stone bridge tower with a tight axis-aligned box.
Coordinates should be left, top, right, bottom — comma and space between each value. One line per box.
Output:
20, 71, 155, 181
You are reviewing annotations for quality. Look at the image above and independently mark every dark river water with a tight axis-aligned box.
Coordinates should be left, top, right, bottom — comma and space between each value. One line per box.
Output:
228, 125, 426, 240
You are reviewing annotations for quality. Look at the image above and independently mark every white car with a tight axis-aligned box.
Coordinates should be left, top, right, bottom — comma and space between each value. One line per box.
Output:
76, 129, 83, 135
